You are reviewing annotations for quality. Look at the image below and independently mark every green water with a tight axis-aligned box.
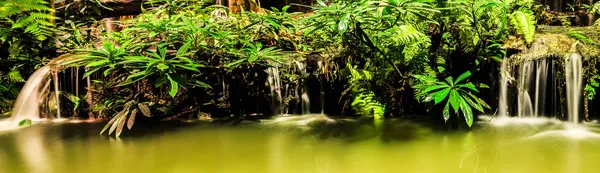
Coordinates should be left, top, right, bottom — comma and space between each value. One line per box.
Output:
1, 117, 600, 173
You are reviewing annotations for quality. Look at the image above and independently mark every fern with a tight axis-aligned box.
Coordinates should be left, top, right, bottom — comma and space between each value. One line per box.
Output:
0, 0, 56, 41
509, 8, 536, 43
567, 31, 596, 45
351, 92, 385, 119
392, 25, 427, 45
7, 69, 25, 82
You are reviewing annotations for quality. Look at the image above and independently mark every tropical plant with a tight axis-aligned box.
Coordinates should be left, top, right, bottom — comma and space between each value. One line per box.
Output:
585, 75, 600, 100
351, 92, 385, 119
99, 100, 153, 137
64, 41, 131, 78
225, 42, 287, 69
120, 41, 208, 98
509, 8, 536, 43
413, 71, 490, 127
0, 0, 56, 41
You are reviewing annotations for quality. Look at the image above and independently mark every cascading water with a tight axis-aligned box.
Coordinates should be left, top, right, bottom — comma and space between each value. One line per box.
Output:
52, 71, 62, 119
267, 65, 282, 115
565, 53, 583, 124
498, 58, 551, 118
317, 61, 325, 115
498, 58, 510, 117
534, 59, 548, 117
296, 62, 310, 115
517, 60, 534, 117
11, 66, 53, 122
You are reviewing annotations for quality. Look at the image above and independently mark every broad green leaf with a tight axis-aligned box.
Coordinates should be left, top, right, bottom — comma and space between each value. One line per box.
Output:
449, 90, 461, 113
248, 56, 259, 62
149, 31, 158, 38
158, 43, 167, 59
265, 18, 280, 29
170, 74, 186, 88
167, 74, 179, 98
459, 97, 474, 127
157, 64, 169, 70
422, 85, 448, 94
194, 80, 212, 89
443, 102, 450, 122
225, 59, 247, 68
470, 93, 491, 109
174, 64, 200, 72
338, 13, 351, 35
282, 5, 290, 12
86, 60, 109, 67
444, 76, 453, 86
454, 71, 471, 85
126, 71, 147, 80
413, 75, 438, 83
177, 41, 192, 58
462, 92, 484, 112
458, 82, 479, 92
433, 88, 451, 104
18, 119, 32, 126
101, 41, 113, 52
83, 67, 102, 78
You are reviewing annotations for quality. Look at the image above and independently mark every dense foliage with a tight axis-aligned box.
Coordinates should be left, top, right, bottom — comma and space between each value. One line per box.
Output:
6, 0, 599, 135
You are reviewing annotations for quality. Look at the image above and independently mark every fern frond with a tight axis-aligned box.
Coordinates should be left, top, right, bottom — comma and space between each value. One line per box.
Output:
393, 25, 426, 45
567, 31, 596, 45
7, 69, 25, 82
509, 8, 536, 43
351, 92, 385, 118
0, 0, 55, 41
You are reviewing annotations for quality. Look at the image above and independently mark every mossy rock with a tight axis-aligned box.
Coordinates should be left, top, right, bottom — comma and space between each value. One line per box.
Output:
505, 25, 600, 64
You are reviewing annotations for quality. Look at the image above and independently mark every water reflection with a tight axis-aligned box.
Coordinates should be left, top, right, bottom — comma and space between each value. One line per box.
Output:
2, 118, 600, 173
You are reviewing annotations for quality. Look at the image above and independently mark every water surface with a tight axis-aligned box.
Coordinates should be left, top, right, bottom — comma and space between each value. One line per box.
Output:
1, 117, 600, 173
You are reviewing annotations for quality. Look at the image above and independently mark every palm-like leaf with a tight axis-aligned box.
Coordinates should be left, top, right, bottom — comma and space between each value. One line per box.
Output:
413, 71, 489, 127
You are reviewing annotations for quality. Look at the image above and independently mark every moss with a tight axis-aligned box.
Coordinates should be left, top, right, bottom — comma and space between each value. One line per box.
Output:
505, 26, 600, 63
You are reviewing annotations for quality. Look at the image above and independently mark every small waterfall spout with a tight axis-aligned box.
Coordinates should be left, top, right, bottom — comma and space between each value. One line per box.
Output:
517, 60, 534, 117
498, 58, 510, 117
267, 65, 282, 115
11, 66, 52, 122
565, 53, 583, 124
52, 71, 62, 119
317, 61, 325, 115
501, 57, 551, 118
534, 59, 549, 117
296, 62, 310, 115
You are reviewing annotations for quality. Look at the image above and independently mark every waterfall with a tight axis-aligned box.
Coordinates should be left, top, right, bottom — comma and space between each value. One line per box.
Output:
498, 58, 510, 117
267, 65, 282, 115
534, 59, 549, 117
52, 72, 62, 119
513, 59, 551, 117
317, 61, 325, 115
517, 60, 534, 117
11, 66, 52, 122
296, 62, 310, 115
565, 53, 583, 124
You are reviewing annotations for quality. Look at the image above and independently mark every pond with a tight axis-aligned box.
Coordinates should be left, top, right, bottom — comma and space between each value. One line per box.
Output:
1, 116, 600, 173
